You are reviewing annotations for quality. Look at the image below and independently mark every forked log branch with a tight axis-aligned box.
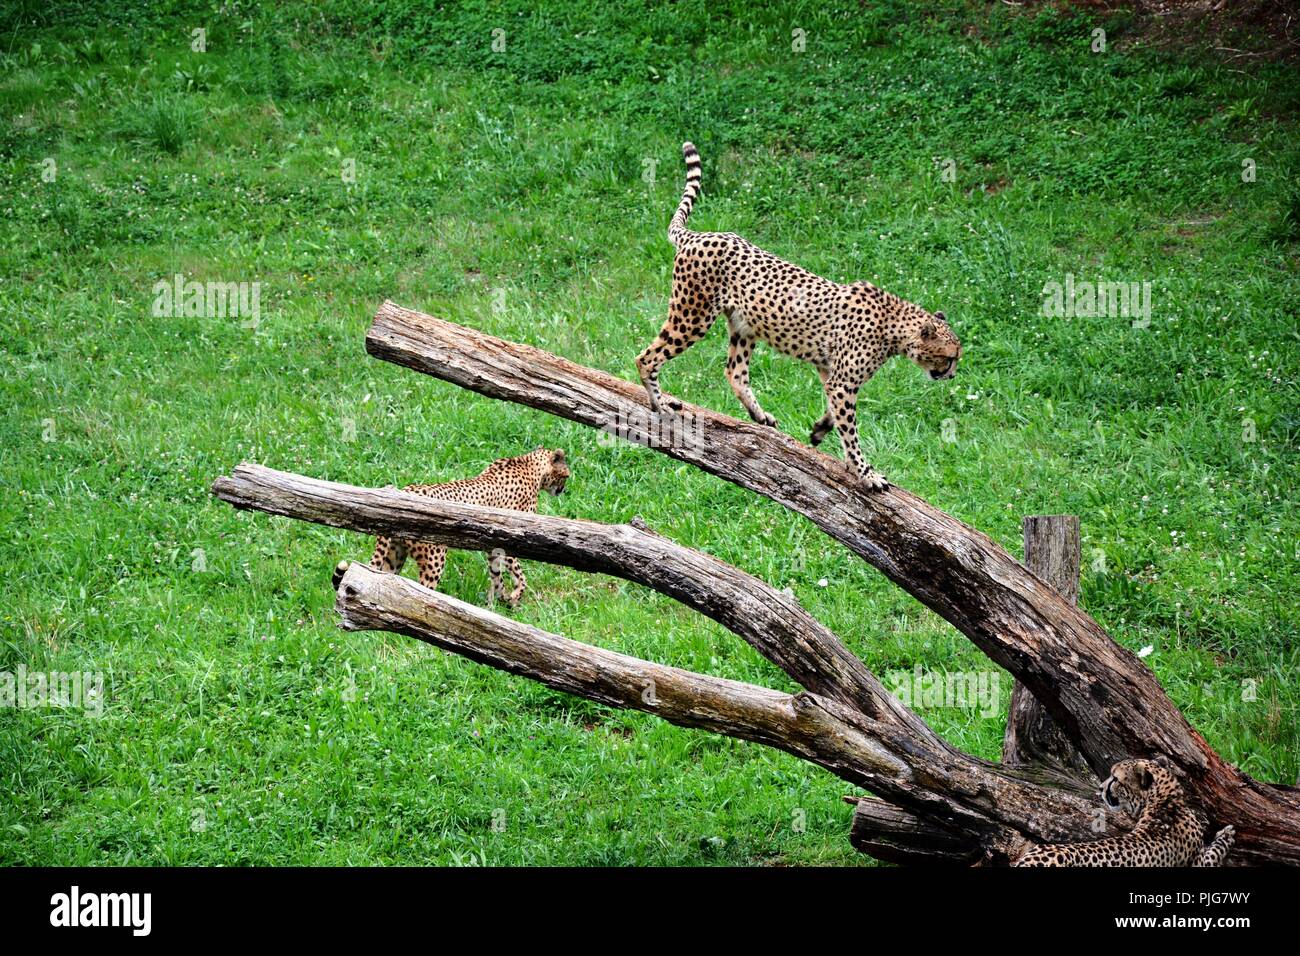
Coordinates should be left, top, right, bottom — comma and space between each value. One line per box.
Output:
364, 302, 1186, 772
213, 464, 914, 732
341, 300, 1300, 865
334, 563, 854, 763
213, 463, 1118, 859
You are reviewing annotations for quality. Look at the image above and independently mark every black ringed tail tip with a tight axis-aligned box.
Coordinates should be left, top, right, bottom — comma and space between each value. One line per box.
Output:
668, 141, 703, 245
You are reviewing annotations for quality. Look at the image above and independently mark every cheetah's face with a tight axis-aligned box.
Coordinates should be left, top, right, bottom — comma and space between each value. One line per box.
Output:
905, 311, 962, 381
1101, 758, 1159, 816
541, 448, 569, 495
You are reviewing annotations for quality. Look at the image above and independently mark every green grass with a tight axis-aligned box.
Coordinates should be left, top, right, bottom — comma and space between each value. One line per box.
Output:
1, 1, 1297, 866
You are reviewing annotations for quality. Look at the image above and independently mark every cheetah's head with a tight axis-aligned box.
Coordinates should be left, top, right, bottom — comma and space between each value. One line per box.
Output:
1102, 757, 1178, 817
903, 311, 962, 381
540, 448, 569, 495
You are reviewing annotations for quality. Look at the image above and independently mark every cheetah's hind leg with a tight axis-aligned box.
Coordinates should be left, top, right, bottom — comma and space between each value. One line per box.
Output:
810, 366, 834, 446
725, 323, 778, 428
486, 548, 509, 607
504, 555, 527, 607
334, 534, 410, 591
1194, 825, 1236, 867
635, 300, 719, 414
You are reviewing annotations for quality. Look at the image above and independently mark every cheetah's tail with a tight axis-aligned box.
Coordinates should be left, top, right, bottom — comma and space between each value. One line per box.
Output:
667, 141, 702, 247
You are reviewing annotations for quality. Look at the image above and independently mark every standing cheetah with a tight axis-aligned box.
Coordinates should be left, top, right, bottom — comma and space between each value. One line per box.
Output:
636, 142, 962, 490
1013, 757, 1236, 867
331, 448, 569, 607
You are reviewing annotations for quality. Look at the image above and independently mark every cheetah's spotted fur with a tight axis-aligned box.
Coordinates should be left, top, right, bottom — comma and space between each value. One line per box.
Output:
331, 448, 569, 607
636, 142, 962, 489
1014, 758, 1236, 867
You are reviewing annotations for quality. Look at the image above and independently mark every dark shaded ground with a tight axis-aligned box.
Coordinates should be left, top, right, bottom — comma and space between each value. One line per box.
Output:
1029, 0, 1300, 62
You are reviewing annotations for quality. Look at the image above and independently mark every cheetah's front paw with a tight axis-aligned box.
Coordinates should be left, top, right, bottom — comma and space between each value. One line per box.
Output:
752, 411, 779, 428
858, 467, 889, 491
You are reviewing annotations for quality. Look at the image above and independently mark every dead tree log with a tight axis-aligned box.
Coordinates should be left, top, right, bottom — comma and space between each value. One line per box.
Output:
344, 300, 1299, 865
363, 302, 1187, 773
213, 463, 1118, 861
332, 563, 1098, 852
847, 798, 976, 865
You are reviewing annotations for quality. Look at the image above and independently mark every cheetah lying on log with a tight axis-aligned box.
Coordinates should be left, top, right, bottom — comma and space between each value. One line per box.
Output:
636, 142, 962, 490
1013, 757, 1235, 866
331, 448, 568, 607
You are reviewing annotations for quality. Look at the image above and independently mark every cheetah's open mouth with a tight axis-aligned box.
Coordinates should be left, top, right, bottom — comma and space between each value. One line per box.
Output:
929, 358, 957, 380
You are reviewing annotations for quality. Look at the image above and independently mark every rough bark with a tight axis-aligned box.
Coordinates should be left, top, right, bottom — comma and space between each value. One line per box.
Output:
363, 301, 1185, 773
332, 563, 1088, 849
214, 463, 1122, 858
344, 300, 1300, 865
854, 514, 1094, 857
847, 798, 977, 866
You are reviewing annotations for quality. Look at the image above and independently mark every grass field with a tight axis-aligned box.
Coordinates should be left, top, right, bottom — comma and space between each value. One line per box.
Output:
1, 1, 1297, 865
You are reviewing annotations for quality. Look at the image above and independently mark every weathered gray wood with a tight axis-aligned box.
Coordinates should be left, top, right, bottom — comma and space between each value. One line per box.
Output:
1023, 514, 1082, 605
214, 463, 1120, 858
335, 563, 846, 761
346, 300, 1300, 866
1003, 515, 1091, 775
847, 797, 978, 866
362, 302, 1178, 771
213, 464, 923, 733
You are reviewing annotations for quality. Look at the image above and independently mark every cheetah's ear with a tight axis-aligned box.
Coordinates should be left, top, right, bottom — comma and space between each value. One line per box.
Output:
920, 319, 937, 340
935, 310, 946, 322
1139, 766, 1155, 789
552, 448, 566, 462
1152, 754, 1174, 771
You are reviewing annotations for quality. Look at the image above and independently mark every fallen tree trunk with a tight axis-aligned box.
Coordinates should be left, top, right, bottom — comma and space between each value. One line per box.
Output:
352, 300, 1299, 865
332, 562, 1093, 855
213, 463, 1118, 860
853, 513, 1097, 858
363, 303, 1186, 771
847, 798, 976, 866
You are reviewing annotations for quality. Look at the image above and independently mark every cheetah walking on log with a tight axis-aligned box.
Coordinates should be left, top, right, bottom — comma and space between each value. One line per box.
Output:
331, 448, 569, 608
636, 142, 962, 490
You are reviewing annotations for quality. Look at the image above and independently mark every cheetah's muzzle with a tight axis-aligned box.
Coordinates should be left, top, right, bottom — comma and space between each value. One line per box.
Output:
929, 358, 957, 380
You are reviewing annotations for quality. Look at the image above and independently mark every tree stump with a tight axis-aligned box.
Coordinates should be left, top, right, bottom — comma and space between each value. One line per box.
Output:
1002, 515, 1092, 776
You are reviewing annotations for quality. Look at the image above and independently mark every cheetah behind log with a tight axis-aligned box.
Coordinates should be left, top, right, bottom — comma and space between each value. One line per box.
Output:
331, 448, 569, 608
635, 142, 962, 490
1013, 757, 1236, 867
